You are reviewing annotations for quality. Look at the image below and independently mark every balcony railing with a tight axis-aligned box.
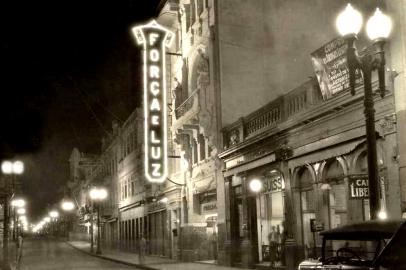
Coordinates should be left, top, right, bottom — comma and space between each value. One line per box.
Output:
222, 78, 386, 150
174, 89, 199, 119
222, 79, 333, 149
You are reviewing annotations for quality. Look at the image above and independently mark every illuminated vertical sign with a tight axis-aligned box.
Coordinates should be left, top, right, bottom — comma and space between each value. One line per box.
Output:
132, 20, 174, 183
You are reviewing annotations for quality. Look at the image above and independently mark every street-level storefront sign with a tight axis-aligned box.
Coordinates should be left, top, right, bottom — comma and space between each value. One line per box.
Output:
348, 174, 369, 199
201, 201, 217, 214
263, 175, 284, 192
132, 20, 174, 183
310, 218, 324, 232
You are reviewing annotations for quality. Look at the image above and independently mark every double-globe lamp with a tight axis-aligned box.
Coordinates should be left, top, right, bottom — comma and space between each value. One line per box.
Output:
336, 4, 392, 220
11, 199, 26, 208
1, 160, 24, 175
336, 4, 392, 40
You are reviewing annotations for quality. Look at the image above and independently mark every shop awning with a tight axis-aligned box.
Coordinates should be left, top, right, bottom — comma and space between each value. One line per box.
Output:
288, 137, 365, 169
223, 153, 276, 177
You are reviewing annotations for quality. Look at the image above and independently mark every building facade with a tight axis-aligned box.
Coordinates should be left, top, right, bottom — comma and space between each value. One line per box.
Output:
158, 0, 406, 268
219, 77, 400, 268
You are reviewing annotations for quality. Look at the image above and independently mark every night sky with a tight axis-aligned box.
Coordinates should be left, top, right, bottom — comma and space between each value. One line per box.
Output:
1, 0, 162, 220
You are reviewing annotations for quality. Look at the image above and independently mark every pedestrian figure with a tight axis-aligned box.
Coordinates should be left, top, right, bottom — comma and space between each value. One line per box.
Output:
276, 225, 282, 261
280, 222, 288, 266
210, 232, 218, 260
268, 226, 278, 268
138, 235, 146, 264
17, 235, 24, 266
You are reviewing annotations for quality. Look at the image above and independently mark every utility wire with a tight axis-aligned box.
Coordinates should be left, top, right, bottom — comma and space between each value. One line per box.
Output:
79, 86, 124, 123
67, 75, 112, 137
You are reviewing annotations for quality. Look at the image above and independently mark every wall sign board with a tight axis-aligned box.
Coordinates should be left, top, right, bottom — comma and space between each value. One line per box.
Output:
132, 20, 174, 183
348, 174, 369, 199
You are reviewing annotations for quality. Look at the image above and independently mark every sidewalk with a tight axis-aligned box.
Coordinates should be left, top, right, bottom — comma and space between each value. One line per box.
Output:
67, 240, 253, 270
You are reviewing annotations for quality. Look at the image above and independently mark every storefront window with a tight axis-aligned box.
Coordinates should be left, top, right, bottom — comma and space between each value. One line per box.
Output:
257, 170, 285, 264
329, 184, 347, 228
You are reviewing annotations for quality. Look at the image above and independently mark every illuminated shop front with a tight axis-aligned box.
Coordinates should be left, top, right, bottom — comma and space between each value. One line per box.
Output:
220, 149, 291, 268
255, 170, 285, 264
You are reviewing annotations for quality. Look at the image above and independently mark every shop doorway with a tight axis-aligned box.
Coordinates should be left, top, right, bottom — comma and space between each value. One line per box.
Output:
256, 170, 285, 265
298, 166, 316, 259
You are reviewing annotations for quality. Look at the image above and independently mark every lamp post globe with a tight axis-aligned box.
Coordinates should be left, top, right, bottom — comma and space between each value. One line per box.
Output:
336, 3, 363, 36
249, 179, 262, 193
366, 8, 392, 41
12, 161, 24, 175
1, 161, 13, 174
61, 201, 75, 211
89, 188, 98, 200
49, 210, 59, 219
98, 188, 108, 200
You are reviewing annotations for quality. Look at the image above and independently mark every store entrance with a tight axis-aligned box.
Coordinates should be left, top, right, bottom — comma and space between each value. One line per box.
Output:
256, 171, 285, 266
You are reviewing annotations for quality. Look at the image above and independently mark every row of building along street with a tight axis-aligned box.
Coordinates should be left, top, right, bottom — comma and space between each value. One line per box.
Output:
65, 1, 406, 270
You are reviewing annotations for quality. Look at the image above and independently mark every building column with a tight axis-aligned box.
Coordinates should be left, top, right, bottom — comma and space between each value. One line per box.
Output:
240, 175, 256, 268
282, 163, 304, 270
387, 0, 406, 214
219, 177, 233, 266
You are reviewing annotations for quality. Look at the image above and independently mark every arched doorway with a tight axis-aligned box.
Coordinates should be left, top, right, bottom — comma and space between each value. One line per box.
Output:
297, 166, 316, 258
320, 158, 347, 229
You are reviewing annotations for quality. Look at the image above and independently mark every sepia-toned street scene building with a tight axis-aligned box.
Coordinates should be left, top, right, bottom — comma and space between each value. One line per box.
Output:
1, 0, 406, 270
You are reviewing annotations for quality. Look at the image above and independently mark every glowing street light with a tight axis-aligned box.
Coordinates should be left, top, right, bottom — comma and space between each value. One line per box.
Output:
16, 208, 26, 215
249, 179, 262, 193
336, 4, 392, 220
336, 4, 363, 36
49, 210, 59, 219
366, 8, 392, 41
1, 160, 24, 175
61, 200, 75, 211
89, 188, 108, 201
11, 199, 25, 208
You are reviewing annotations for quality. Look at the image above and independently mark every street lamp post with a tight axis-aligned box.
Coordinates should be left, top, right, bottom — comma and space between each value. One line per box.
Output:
61, 199, 75, 238
89, 202, 94, 253
89, 187, 107, 255
11, 198, 26, 241
1, 160, 24, 270
336, 4, 392, 220
16, 208, 26, 239
49, 210, 59, 236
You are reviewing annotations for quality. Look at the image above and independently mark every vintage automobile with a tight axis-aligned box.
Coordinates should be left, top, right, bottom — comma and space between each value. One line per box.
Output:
298, 219, 406, 270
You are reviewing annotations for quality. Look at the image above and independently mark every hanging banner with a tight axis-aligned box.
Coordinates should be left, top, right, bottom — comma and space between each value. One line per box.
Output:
132, 20, 174, 183
310, 37, 363, 100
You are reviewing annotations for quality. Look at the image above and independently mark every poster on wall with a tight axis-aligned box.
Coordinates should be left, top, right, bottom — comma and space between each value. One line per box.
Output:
310, 37, 363, 100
